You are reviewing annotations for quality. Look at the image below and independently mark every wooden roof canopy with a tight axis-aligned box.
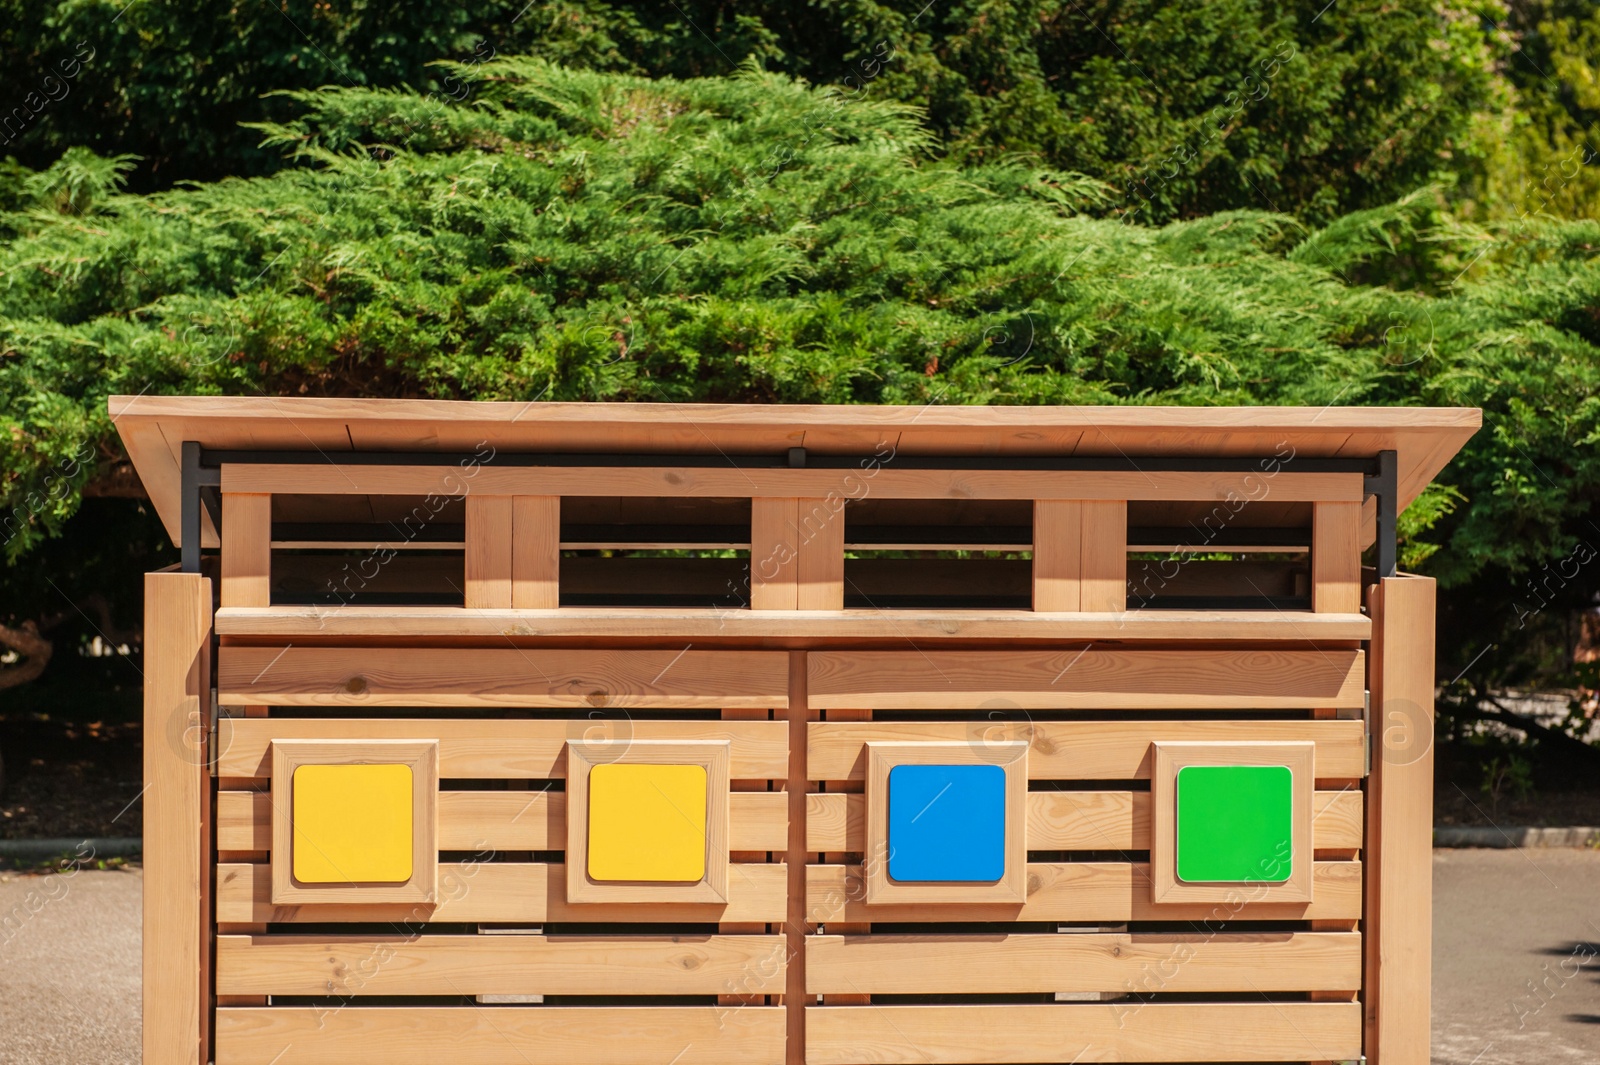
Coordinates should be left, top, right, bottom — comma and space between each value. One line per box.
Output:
109, 396, 1480, 550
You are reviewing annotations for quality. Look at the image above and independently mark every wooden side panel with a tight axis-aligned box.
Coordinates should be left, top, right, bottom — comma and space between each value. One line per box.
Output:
807, 649, 1366, 709
752, 497, 800, 610
795, 498, 845, 610
216, 718, 788, 780
806, 932, 1362, 994
143, 573, 212, 1065
218, 647, 791, 708
216, 934, 787, 996
217, 862, 789, 925
215, 1006, 787, 1065
808, 719, 1365, 781
1079, 499, 1127, 611
1366, 575, 1437, 1065
1313, 500, 1362, 613
805, 1002, 1362, 1064
511, 494, 559, 608
1031, 500, 1081, 611
463, 494, 512, 608
220, 493, 271, 608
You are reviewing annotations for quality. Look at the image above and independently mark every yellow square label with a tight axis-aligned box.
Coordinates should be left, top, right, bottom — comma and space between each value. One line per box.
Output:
587, 763, 708, 882
292, 763, 414, 884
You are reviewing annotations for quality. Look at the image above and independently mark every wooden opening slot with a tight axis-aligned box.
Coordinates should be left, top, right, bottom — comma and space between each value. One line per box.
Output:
843, 499, 1033, 609
559, 496, 752, 608
268, 493, 468, 607
1124, 500, 1313, 610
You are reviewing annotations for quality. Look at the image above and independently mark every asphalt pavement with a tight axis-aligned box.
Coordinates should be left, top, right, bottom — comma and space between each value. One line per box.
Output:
0, 852, 1596, 1064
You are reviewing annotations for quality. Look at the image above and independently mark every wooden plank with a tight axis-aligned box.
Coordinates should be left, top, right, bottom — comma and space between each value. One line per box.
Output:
1313, 500, 1362, 613
142, 572, 211, 1065
752, 497, 800, 609
222, 462, 1364, 503
214, 604, 1373, 640
805, 860, 1363, 923
1080, 499, 1127, 611
218, 647, 790, 708
1367, 575, 1436, 1064
216, 862, 788, 924
220, 493, 271, 608
1031, 500, 1081, 611
808, 649, 1365, 709
217, 789, 788, 852
805, 1002, 1362, 1064
463, 494, 512, 608
796, 498, 845, 610
215, 1005, 786, 1065
512, 494, 560, 608
808, 719, 1365, 781
806, 789, 1364, 851
216, 717, 789, 780
217, 933, 787, 996
786, 650, 809, 1065
806, 931, 1361, 994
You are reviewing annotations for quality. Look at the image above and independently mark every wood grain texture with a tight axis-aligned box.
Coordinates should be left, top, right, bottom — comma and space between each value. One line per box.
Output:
214, 604, 1373, 640
1079, 499, 1128, 611
218, 646, 790, 708
1313, 500, 1363, 613
804, 789, 1363, 852
464, 494, 512, 608
216, 862, 788, 924
806, 931, 1361, 994
216, 933, 787, 996
805, 860, 1363, 923
218, 789, 787, 852
807, 649, 1365, 709
215, 1006, 786, 1065
511, 494, 560, 608
751, 497, 800, 610
795, 498, 845, 610
805, 1002, 1361, 1064
1367, 575, 1437, 1065
142, 573, 212, 1065
808, 719, 1365, 781
220, 493, 271, 608
216, 717, 788, 780
1031, 500, 1082, 611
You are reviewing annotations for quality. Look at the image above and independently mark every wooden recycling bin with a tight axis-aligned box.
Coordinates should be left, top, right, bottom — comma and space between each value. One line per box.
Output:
113, 397, 1480, 1065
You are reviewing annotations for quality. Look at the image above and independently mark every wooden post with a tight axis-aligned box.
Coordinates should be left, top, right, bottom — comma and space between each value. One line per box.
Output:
511, 495, 560, 608
1312, 501, 1362, 613
785, 650, 808, 1065
1364, 575, 1436, 1064
795, 498, 844, 611
1080, 500, 1127, 611
464, 494, 513, 608
752, 498, 800, 610
1032, 500, 1083, 611
219, 493, 271, 608
143, 572, 213, 1065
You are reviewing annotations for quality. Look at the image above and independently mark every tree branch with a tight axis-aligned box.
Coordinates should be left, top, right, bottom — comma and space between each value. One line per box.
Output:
1456, 695, 1600, 769
0, 620, 52, 691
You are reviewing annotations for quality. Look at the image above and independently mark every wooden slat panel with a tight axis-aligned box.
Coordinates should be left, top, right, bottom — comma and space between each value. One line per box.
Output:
143, 573, 212, 1065
223, 463, 1365, 503
215, 604, 1373, 641
805, 860, 1363, 923
1031, 500, 1081, 611
218, 647, 790, 707
796, 497, 845, 610
808, 649, 1364, 709
217, 862, 788, 924
1313, 500, 1362, 613
220, 494, 271, 608
808, 719, 1365, 781
805, 1002, 1361, 1064
216, 718, 788, 780
464, 494, 512, 608
217, 933, 786, 996
806, 931, 1361, 994
215, 1006, 786, 1065
512, 494, 560, 608
805, 789, 1364, 851
218, 789, 788, 852
1079, 499, 1127, 611
752, 497, 800, 609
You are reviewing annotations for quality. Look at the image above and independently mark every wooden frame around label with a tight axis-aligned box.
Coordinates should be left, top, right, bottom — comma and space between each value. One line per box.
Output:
1150, 740, 1315, 905
565, 739, 731, 905
864, 741, 1028, 905
270, 738, 439, 907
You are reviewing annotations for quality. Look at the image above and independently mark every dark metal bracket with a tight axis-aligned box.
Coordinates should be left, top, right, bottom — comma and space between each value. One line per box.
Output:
1364, 449, 1398, 578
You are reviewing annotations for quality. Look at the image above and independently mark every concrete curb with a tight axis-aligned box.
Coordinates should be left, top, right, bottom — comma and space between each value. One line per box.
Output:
1434, 825, 1600, 849
0, 838, 142, 863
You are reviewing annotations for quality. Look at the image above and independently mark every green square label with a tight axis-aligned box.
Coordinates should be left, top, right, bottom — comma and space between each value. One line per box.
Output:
1176, 765, 1294, 883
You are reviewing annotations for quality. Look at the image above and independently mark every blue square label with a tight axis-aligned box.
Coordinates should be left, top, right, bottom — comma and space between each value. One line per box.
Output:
887, 764, 1006, 883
